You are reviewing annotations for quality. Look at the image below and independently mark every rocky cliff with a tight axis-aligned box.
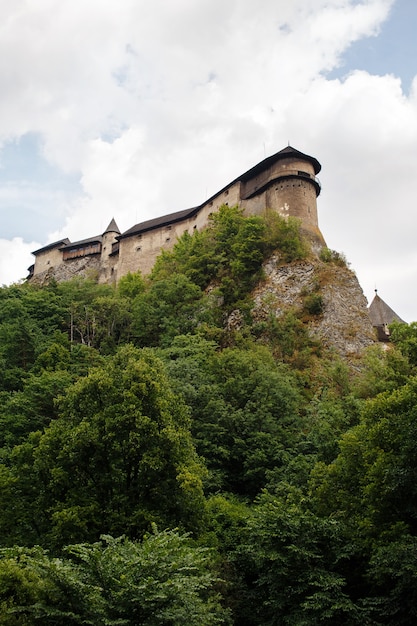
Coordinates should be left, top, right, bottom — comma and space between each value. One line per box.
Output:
30, 255, 101, 285
250, 252, 375, 362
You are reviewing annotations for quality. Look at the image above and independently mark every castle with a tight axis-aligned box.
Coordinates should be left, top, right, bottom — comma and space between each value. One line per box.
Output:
28, 146, 325, 284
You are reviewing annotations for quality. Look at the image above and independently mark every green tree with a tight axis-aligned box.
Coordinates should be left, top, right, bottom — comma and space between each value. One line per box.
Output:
0, 345, 206, 548
234, 488, 361, 625
152, 205, 281, 307
0, 369, 73, 448
0, 531, 230, 625
353, 343, 411, 399
162, 337, 302, 497
389, 320, 417, 368
311, 378, 417, 624
131, 274, 205, 346
263, 210, 308, 262
117, 270, 146, 300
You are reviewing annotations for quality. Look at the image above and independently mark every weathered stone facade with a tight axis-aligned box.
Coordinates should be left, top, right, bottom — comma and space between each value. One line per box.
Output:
29, 146, 325, 285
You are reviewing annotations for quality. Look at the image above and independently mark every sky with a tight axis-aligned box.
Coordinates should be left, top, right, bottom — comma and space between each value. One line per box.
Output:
1, 0, 417, 321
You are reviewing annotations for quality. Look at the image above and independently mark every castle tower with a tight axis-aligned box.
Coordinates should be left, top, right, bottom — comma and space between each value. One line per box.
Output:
239, 145, 325, 245
100, 218, 120, 283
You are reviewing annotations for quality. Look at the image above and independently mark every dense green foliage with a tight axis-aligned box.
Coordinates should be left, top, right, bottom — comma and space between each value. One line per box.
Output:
0, 531, 228, 625
0, 205, 416, 624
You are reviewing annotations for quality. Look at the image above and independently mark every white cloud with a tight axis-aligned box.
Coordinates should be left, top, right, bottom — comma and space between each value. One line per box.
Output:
0, 237, 39, 285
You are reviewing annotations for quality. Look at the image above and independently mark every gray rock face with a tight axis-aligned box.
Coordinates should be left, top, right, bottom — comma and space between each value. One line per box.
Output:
30, 256, 101, 285
251, 254, 375, 360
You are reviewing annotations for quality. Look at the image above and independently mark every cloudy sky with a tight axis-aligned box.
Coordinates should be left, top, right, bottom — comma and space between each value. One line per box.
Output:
1, 0, 416, 321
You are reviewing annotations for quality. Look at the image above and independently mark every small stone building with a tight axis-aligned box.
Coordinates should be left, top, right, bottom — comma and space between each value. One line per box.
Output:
368, 290, 405, 341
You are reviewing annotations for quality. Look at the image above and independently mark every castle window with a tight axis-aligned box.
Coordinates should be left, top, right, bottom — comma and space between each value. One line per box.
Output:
193, 225, 197, 230
136, 246, 141, 252
166, 237, 171, 242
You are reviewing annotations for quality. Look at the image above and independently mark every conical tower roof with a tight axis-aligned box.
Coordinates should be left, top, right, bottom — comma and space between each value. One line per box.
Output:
103, 218, 120, 235
368, 291, 405, 327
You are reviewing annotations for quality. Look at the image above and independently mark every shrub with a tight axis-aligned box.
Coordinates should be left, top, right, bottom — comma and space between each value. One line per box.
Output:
319, 247, 347, 267
303, 293, 324, 316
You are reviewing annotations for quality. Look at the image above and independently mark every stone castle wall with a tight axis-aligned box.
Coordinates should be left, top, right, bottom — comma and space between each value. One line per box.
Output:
116, 181, 242, 279
30, 147, 324, 285
32, 245, 64, 275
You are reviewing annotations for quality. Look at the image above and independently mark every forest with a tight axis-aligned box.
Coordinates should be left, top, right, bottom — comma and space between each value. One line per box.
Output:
1, 205, 417, 625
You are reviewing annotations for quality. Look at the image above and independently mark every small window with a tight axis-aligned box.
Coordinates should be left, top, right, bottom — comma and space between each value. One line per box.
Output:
136, 246, 141, 252
166, 237, 171, 242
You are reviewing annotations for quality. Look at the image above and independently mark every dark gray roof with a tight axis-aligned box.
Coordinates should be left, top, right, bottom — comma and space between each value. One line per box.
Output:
32, 238, 70, 255
103, 218, 120, 235
240, 145, 321, 178
118, 207, 199, 240
60, 235, 103, 251
119, 145, 321, 240
368, 292, 405, 326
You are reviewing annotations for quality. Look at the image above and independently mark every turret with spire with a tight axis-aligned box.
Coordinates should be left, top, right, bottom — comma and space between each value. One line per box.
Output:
100, 218, 121, 282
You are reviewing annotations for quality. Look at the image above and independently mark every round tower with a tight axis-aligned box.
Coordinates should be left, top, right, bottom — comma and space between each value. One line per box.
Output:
240, 145, 325, 245
100, 218, 121, 283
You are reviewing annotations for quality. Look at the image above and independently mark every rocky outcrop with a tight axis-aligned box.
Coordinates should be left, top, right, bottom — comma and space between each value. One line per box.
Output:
251, 253, 375, 361
29, 255, 101, 286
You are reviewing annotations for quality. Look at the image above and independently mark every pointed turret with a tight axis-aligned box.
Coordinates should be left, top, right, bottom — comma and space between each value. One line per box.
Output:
100, 218, 120, 283
368, 291, 405, 341
103, 218, 120, 235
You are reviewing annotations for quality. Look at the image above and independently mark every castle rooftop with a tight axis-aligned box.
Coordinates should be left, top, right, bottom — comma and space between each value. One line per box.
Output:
120, 145, 322, 239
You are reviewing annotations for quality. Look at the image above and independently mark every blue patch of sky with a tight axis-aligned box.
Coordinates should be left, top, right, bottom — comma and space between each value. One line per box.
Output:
326, 0, 417, 94
0, 133, 81, 241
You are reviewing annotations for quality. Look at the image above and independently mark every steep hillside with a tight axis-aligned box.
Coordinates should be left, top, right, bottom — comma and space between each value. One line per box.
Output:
3, 204, 417, 625
251, 253, 375, 361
